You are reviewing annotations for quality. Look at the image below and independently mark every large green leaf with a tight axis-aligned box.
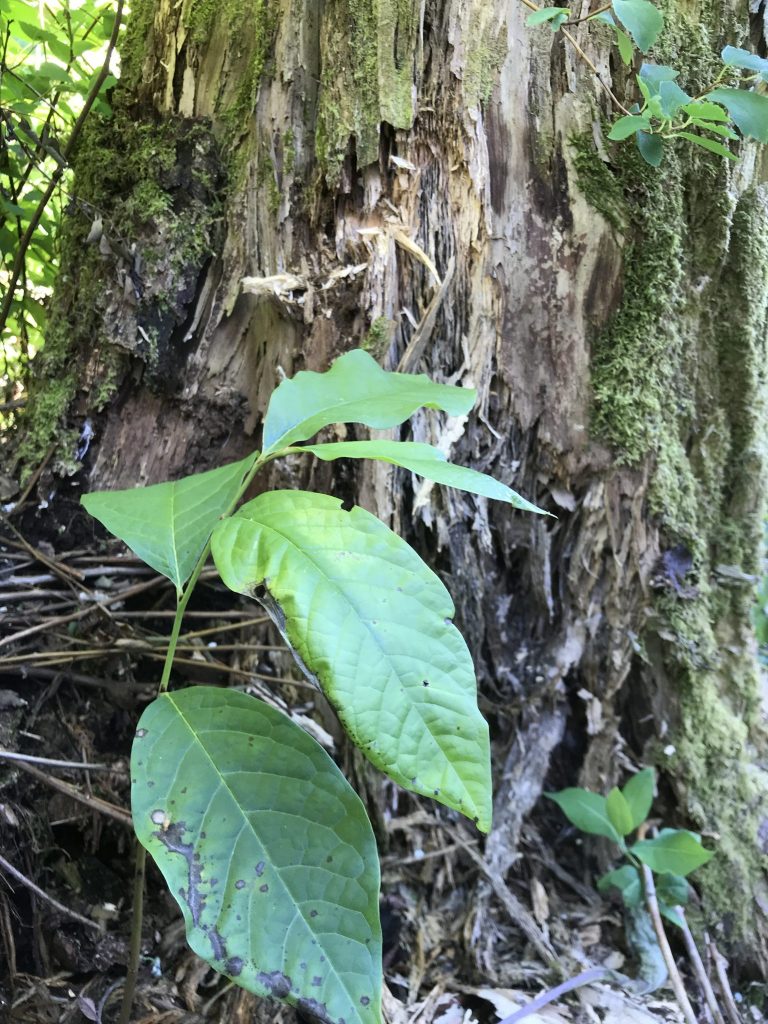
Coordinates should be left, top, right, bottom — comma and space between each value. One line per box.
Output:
211, 491, 492, 832
81, 453, 257, 592
612, 0, 663, 52
545, 788, 622, 842
293, 441, 548, 515
261, 350, 476, 456
630, 829, 713, 875
132, 687, 382, 1024
708, 87, 768, 142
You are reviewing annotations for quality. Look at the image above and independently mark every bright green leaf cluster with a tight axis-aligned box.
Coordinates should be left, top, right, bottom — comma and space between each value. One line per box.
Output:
82, 350, 547, 1023
0, 0, 118, 400
524, 0, 768, 167
548, 768, 713, 929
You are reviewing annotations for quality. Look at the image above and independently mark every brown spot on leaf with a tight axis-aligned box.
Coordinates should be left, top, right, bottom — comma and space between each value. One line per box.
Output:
225, 956, 244, 976
255, 861, 265, 876
260, 883, 269, 892
256, 971, 291, 999
297, 997, 333, 1024
235, 879, 246, 889
360, 997, 370, 1006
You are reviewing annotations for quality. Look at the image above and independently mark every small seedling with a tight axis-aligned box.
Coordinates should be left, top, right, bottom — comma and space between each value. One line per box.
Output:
81, 349, 546, 1024
547, 768, 713, 927
524, 0, 768, 165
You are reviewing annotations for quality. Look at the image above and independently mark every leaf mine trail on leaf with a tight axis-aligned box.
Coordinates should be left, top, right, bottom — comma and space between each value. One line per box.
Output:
211, 491, 493, 832
131, 687, 383, 1024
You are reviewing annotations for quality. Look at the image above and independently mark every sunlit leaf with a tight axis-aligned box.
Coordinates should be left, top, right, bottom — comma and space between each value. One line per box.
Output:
212, 490, 493, 832
293, 440, 548, 514
81, 453, 257, 592
261, 350, 475, 455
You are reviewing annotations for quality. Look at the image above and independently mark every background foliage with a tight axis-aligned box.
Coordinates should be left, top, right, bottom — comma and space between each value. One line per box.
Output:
0, 0, 117, 422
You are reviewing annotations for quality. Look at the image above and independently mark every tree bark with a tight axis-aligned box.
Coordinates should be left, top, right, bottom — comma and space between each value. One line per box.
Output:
15, 0, 768, 977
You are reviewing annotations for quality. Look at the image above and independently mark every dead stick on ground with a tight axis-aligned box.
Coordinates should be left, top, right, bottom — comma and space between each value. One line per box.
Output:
446, 827, 560, 970
0, 749, 111, 771
676, 906, 726, 1024
708, 938, 743, 1024
0, 853, 101, 932
14, 760, 132, 828
641, 864, 698, 1024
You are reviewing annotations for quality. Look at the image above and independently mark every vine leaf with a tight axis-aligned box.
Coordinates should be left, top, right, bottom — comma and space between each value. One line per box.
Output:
721, 45, 768, 81
636, 130, 664, 165
612, 0, 663, 52
211, 490, 493, 832
261, 350, 475, 456
707, 87, 768, 143
608, 114, 651, 140
81, 453, 257, 592
132, 687, 383, 1024
292, 440, 548, 514
677, 131, 736, 160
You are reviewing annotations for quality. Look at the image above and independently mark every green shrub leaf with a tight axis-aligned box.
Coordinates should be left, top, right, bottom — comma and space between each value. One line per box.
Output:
293, 441, 548, 514
677, 131, 736, 160
721, 45, 768, 80
606, 787, 635, 836
638, 63, 678, 86
262, 350, 475, 456
621, 767, 654, 830
683, 100, 729, 122
545, 788, 621, 842
526, 7, 570, 26
132, 687, 382, 1024
708, 87, 768, 142
211, 491, 492, 831
612, 0, 663, 52
636, 131, 664, 166
598, 864, 642, 907
608, 114, 651, 140
81, 453, 257, 592
630, 829, 713, 875
616, 27, 634, 65
658, 80, 690, 117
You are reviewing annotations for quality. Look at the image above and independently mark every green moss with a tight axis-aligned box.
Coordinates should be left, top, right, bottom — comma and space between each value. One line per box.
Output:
571, 0, 768, 947
362, 317, 392, 359
316, 0, 417, 180
463, 9, 507, 108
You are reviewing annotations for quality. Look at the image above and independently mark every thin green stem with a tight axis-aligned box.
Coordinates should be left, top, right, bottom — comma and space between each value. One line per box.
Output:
156, 451, 267, 695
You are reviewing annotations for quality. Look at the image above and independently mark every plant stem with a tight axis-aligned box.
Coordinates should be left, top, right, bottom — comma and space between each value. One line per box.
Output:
156, 451, 266, 695
640, 864, 698, 1024
118, 844, 146, 1024
519, 0, 631, 115
676, 907, 726, 1024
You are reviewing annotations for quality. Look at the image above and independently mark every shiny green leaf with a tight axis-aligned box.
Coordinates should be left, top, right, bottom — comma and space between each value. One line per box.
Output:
81, 453, 257, 592
293, 441, 548, 515
609, 114, 651, 140
708, 87, 768, 142
677, 131, 736, 160
132, 687, 382, 1024
606, 787, 635, 836
211, 490, 492, 832
612, 0, 663, 52
262, 350, 475, 455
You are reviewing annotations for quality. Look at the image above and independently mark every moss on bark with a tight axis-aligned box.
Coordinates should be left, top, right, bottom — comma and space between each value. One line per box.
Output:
572, 6, 768, 940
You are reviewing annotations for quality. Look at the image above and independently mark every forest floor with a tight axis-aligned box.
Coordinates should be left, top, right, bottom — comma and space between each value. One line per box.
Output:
0, 524, 761, 1024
